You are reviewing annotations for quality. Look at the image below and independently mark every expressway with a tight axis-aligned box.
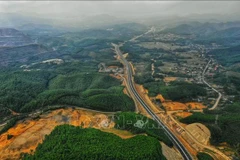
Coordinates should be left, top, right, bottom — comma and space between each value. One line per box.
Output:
113, 43, 193, 160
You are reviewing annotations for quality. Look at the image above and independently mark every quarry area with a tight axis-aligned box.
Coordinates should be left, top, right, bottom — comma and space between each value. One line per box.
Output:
0, 108, 181, 160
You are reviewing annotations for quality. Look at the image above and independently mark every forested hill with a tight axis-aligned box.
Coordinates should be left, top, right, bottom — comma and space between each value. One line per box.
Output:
0, 23, 148, 122
161, 22, 240, 36
0, 28, 33, 47
22, 125, 166, 160
208, 45, 240, 66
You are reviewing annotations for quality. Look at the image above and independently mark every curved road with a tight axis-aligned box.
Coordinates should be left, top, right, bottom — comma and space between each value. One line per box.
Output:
113, 43, 193, 160
202, 60, 222, 110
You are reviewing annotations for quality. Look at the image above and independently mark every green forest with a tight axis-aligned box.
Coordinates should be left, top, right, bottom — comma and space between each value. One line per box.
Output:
0, 37, 135, 123
209, 45, 240, 67
143, 81, 206, 101
0, 70, 54, 118
0, 58, 135, 137
20, 72, 134, 113
0, 68, 135, 122
22, 125, 166, 160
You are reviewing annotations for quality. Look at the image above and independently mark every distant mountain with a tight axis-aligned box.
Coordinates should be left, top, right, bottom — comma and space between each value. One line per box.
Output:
74, 14, 129, 29
0, 28, 33, 47
17, 23, 54, 31
16, 23, 67, 37
0, 28, 24, 36
111, 23, 147, 33
162, 21, 240, 36
0, 13, 53, 28
58, 23, 147, 41
206, 27, 240, 39
0, 13, 129, 29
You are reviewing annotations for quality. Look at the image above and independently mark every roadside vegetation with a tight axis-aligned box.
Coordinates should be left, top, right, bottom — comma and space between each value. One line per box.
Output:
142, 81, 206, 101
197, 152, 213, 160
114, 112, 173, 147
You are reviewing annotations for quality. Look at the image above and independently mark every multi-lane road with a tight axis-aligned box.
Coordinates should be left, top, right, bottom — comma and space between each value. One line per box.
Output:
113, 43, 193, 160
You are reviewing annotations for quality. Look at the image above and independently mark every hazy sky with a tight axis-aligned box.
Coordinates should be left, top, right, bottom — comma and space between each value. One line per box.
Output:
0, 1, 239, 28
0, 1, 239, 18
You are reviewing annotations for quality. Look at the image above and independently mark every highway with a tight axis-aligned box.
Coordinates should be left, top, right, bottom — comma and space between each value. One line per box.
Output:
113, 43, 193, 160
202, 60, 222, 110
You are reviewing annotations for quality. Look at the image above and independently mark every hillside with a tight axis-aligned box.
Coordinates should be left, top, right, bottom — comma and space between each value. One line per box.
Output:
0, 44, 49, 67
22, 125, 166, 160
0, 28, 33, 47
208, 45, 240, 66
162, 22, 240, 36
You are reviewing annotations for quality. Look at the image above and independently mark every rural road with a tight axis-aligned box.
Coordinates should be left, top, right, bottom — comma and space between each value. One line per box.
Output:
202, 59, 222, 110
113, 43, 193, 160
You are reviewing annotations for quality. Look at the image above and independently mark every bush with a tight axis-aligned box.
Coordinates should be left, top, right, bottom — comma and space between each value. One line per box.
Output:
197, 152, 213, 160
